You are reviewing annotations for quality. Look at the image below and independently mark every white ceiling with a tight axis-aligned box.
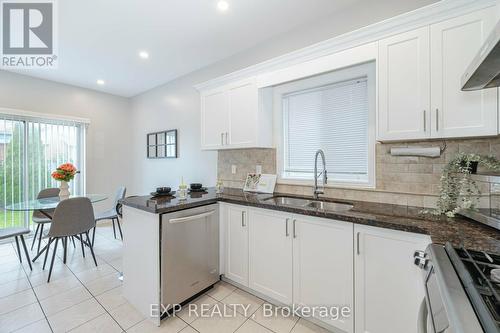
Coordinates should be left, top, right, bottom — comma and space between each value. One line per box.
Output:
3, 0, 423, 97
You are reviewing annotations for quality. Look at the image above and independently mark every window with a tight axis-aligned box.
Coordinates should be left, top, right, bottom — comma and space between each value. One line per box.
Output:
0, 111, 86, 229
276, 63, 375, 187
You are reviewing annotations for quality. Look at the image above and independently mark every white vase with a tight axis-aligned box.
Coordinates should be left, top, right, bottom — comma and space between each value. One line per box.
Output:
59, 181, 70, 199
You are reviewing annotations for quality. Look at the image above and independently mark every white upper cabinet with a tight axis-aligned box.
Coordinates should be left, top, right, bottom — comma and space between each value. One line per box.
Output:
293, 215, 354, 333
378, 27, 431, 141
354, 225, 430, 333
378, 7, 498, 141
201, 89, 229, 149
200, 78, 273, 150
430, 8, 498, 138
227, 81, 258, 147
202, 7, 499, 144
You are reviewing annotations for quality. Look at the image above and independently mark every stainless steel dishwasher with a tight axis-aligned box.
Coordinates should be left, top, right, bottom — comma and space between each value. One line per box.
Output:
160, 204, 219, 311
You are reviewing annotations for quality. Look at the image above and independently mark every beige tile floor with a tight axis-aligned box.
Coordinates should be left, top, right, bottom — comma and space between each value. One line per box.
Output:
0, 224, 329, 333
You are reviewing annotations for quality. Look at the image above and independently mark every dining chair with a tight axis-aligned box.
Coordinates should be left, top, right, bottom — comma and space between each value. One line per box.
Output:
43, 197, 97, 282
0, 228, 32, 270
31, 188, 59, 254
93, 186, 126, 245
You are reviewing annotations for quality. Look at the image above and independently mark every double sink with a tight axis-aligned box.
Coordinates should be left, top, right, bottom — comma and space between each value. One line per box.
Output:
263, 196, 353, 212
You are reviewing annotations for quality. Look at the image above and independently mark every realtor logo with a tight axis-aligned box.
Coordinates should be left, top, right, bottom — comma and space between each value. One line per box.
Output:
1, 0, 57, 68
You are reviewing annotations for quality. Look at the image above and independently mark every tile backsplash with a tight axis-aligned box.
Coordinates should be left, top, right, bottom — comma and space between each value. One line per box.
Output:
218, 148, 276, 184
218, 137, 500, 208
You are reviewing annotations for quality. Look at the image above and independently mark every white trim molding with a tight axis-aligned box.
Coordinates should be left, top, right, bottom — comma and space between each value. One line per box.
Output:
0, 107, 91, 124
272, 61, 377, 189
194, 0, 496, 91
257, 42, 377, 87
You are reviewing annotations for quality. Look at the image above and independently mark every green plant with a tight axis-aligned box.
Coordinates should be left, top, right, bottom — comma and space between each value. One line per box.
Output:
435, 153, 500, 217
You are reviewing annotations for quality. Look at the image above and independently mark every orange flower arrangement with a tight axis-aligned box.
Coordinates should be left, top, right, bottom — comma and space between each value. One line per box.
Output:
51, 163, 79, 182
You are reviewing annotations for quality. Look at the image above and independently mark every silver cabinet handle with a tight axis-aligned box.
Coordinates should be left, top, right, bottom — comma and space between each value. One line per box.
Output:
356, 232, 360, 255
435, 108, 439, 131
285, 218, 289, 237
221, 133, 224, 145
169, 210, 215, 224
292, 219, 297, 238
241, 210, 246, 227
225, 132, 229, 145
423, 110, 426, 132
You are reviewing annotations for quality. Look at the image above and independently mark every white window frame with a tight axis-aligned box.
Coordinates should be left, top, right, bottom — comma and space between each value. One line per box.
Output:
273, 62, 376, 189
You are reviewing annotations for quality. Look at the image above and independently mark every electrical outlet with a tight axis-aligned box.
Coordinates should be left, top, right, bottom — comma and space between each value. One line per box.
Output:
256, 165, 262, 174
231, 165, 237, 174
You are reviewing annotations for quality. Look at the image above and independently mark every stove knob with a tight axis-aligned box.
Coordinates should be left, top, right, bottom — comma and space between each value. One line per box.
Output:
413, 251, 428, 269
414, 256, 428, 269
414, 250, 426, 258
414, 257, 421, 266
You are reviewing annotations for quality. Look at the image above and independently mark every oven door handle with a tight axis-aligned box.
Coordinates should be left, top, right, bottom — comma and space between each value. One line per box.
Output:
417, 297, 429, 333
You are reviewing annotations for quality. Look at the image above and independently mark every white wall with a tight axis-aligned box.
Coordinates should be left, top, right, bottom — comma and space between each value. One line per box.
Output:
130, 76, 217, 194
129, 0, 437, 194
0, 71, 132, 210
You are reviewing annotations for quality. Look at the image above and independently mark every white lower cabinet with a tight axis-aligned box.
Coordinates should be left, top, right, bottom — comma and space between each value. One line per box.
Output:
292, 215, 354, 333
248, 208, 293, 305
223, 204, 249, 286
354, 224, 431, 333
221, 205, 431, 333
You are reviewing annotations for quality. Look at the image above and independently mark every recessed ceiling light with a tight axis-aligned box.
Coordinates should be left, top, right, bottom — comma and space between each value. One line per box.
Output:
96, 79, 105, 85
139, 51, 149, 59
217, 0, 229, 12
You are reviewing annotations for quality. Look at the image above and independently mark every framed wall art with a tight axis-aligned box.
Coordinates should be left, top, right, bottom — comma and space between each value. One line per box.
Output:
147, 129, 177, 159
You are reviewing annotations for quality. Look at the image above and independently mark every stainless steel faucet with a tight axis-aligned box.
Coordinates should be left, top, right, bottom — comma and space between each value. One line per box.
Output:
313, 149, 328, 199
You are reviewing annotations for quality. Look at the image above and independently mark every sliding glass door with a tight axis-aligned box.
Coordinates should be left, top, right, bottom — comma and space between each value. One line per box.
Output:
0, 119, 25, 229
26, 122, 83, 202
0, 115, 85, 230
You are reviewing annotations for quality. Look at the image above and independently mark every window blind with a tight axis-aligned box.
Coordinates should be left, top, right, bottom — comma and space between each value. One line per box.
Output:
26, 121, 84, 201
0, 114, 85, 230
283, 78, 369, 182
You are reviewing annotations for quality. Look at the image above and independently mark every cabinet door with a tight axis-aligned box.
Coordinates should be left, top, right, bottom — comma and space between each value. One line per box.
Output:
228, 81, 258, 147
430, 8, 498, 138
201, 90, 229, 149
249, 208, 292, 304
378, 27, 430, 141
354, 225, 430, 333
293, 216, 354, 333
224, 205, 249, 286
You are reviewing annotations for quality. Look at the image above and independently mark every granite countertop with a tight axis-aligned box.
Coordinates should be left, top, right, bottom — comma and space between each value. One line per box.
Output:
120, 187, 500, 254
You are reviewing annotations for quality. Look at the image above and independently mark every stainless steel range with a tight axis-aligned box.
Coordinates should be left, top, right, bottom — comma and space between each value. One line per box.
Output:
415, 243, 500, 333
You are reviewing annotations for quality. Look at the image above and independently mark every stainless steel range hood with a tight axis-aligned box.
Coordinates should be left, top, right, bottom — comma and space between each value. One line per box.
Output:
461, 20, 500, 91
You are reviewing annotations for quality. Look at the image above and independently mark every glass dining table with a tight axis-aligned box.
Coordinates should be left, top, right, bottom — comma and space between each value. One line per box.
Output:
4, 194, 108, 218
3, 194, 108, 262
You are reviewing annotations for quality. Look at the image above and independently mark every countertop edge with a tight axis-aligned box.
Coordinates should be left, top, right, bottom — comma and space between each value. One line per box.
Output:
217, 197, 430, 235
120, 189, 500, 253
121, 195, 430, 235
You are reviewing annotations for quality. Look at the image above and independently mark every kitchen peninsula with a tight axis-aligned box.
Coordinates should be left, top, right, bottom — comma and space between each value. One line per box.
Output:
121, 188, 500, 328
